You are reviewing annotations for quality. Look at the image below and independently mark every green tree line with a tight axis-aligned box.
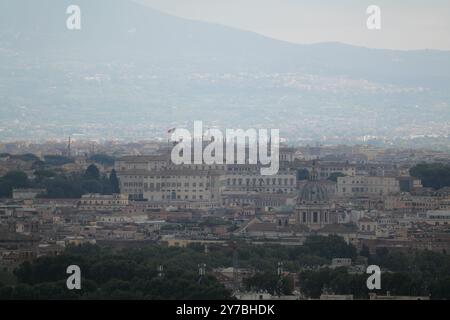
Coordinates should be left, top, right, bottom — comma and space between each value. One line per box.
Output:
0, 165, 120, 198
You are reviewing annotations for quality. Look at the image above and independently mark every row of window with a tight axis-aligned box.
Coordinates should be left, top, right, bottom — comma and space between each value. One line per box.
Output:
80, 200, 126, 205
161, 193, 209, 200
123, 182, 212, 188
122, 175, 211, 180
341, 179, 397, 185
226, 178, 294, 186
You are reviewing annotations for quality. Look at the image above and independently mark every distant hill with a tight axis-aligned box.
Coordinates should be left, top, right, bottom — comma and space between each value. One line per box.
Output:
1, 0, 449, 87
0, 0, 449, 142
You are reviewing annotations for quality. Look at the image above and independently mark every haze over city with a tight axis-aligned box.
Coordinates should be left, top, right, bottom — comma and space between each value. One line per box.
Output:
2, 0, 450, 306
0, 0, 449, 148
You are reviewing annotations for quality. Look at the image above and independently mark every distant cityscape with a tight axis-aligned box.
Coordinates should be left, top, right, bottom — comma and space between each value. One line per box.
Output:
1, 0, 450, 303
1, 139, 450, 299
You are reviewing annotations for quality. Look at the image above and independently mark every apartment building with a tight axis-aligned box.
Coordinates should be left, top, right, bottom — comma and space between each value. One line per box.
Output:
115, 155, 226, 203
291, 160, 356, 180
384, 194, 440, 212
78, 193, 129, 211
115, 153, 298, 204
316, 162, 356, 179
336, 176, 400, 197
220, 172, 296, 195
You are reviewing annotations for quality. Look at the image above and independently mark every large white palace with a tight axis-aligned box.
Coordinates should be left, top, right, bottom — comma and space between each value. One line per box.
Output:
115, 154, 297, 206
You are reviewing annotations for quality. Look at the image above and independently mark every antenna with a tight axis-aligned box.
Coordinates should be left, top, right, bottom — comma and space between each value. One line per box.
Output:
232, 242, 239, 292
67, 136, 72, 157
277, 261, 284, 276
276, 261, 284, 296
198, 263, 206, 284
157, 265, 164, 278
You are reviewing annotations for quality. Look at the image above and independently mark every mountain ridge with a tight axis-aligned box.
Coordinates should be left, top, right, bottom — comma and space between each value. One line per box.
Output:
0, 0, 449, 88
0, 0, 449, 141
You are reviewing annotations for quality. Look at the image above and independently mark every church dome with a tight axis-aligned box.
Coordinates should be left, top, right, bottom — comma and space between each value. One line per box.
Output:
297, 180, 330, 204
296, 161, 330, 205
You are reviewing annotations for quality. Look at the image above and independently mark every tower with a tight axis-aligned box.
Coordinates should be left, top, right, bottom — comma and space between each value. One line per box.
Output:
68, 136, 71, 157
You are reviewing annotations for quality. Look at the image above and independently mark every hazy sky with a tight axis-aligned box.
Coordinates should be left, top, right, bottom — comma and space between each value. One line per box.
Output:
136, 0, 450, 50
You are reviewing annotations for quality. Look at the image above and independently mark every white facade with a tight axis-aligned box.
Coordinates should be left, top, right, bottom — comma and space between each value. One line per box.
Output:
423, 210, 450, 226
337, 176, 400, 197
220, 173, 296, 195
78, 193, 129, 211
116, 155, 224, 203
12, 188, 46, 200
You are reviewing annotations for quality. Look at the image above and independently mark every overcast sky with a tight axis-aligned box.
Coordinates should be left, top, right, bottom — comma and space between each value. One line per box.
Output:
135, 0, 450, 50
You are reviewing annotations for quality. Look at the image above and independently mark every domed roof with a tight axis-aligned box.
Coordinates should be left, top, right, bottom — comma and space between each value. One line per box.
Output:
297, 180, 330, 204
296, 160, 330, 205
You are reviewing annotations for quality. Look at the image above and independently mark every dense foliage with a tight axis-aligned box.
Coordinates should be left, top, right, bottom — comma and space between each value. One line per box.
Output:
299, 248, 450, 299
410, 163, 450, 190
0, 236, 358, 299
244, 272, 294, 296
0, 165, 118, 198
327, 172, 346, 182
0, 226, 450, 299
0, 245, 232, 300
88, 154, 116, 166
1, 235, 450, 299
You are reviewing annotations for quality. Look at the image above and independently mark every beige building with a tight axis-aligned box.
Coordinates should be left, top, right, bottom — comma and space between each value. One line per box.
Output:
220, 172, 296, 195
357, 217, 377, 233
337, 176, 400, 198
279, 147, 296, 162
115, 155, 296, 206
439, 196, 450, 210
116, 155, 224, 203
78, 193, 129, 211
12, 188, 46, 200
384, 194, 440, 212
315, 162, 356, 179
119, 169, 222, 202
422, 210, 450, 226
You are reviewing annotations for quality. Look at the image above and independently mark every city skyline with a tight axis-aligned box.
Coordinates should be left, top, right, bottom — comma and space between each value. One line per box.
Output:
1, 0, 450, 304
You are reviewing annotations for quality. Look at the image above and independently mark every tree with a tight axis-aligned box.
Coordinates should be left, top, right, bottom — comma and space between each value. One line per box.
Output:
410, 163, 450, 190
43, 155, 73, 166
81, 180, 103, 194
304, 235, 357, 260
430, 278, 450, 299
31, 160, 46, 170
89, 154, 115, 166
109, 169, 120, 194
297, 169, 310, 181
2, 171, 29, 187
298, 269, 332, 299
328, 172, 346, 182
85, 164, 100, 180
244, 272, 279, 294
33, 169, 57, 183
16, 153, 40, 162
0, 171, 30, 197
360, 245, 371, 258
